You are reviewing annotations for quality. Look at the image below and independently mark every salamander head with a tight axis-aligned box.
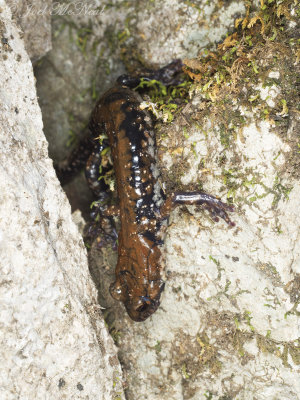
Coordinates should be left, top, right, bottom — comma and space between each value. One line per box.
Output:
110, 276, 165, 322
109, 234, 165, 321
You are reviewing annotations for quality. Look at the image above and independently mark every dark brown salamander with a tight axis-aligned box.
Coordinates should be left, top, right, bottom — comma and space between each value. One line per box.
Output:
57, 60, 234, 322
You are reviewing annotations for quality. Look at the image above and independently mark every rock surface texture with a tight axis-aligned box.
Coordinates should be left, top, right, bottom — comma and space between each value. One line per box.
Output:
0, 2, 124, 399
6, 0, 52, 60
34, 0, 300, 399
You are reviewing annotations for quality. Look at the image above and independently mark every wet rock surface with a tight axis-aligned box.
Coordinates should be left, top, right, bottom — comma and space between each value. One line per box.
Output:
0, 2, 124, 399
6, 0, 52, 60
34, 1, 300, 399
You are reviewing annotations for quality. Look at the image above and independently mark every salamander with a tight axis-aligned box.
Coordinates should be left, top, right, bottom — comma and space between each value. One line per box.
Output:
57, 60, 234, 322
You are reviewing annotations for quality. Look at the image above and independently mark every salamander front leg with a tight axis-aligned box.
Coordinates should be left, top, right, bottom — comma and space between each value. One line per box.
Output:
116, 59, 184, 88
160, 191, 235, 226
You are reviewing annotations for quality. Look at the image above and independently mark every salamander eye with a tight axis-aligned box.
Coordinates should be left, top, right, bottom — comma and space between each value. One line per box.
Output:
116, 74, 140, 88
109, 281, 125, 301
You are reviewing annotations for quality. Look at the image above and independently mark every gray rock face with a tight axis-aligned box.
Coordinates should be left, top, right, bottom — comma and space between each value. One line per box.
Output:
6, 0, 52, 60
32, 0, 300, 399
0, 2, 124, 399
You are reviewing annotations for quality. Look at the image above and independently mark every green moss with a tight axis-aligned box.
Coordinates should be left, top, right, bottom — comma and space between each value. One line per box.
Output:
75, 26, 93, 59
117, 15, 132, 44
172, 305, 298, 396
183, 0, 298, 149
66, 128, 77, 148
289, 342, 300, 365
182, 0, 203, 13
134, 79, 191, 123
243, 311, 255, 332
284, 300, 300, 319
181, 363, 191, 379
272, 175, 293, 206
196, 333, 223, 374
109, 325, 123, 345
209, 255, 220, 266
153, 341, 162, 353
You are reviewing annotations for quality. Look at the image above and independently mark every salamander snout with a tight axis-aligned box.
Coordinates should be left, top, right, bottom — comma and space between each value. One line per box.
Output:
110, 271, 165, 321
125, 296, 161, 322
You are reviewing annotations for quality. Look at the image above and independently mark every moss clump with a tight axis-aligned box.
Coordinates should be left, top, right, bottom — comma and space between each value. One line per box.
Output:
183, 0, 298, 101
182, 0, 299, 152
136, 78, 192, 122
158, 0, 299, 196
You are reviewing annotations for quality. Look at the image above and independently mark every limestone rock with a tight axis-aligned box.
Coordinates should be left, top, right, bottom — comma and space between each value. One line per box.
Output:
33, 0, 300, 399
0, 2, 124, 399
6, 0, 52, 60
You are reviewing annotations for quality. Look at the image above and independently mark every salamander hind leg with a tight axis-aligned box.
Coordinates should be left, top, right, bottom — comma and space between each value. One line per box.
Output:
55, 136, 94, 185
85, 140, 120, 248
85, 140, 112, 197
160, 191, 235, 226
85, 202, 120, 250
